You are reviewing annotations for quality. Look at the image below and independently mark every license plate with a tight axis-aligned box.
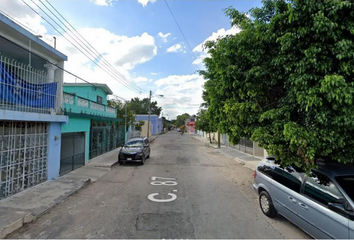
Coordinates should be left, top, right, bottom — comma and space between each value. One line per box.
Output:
127, 158, 132, 161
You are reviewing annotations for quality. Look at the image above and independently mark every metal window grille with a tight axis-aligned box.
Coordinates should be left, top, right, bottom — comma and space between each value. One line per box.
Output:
0, 54, 58, 114
0, 121, 48, 199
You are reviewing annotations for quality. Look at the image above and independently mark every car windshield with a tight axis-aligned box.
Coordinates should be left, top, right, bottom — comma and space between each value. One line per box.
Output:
124, 140, 143, 148
335, 176, 354, 202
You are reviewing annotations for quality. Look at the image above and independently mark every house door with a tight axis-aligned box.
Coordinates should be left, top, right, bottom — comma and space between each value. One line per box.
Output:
60, 132, 85, 176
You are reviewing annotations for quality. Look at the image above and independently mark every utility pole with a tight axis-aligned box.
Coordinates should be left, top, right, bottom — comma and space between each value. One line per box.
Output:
147, 90, 152, 139
162, 112, 164, 133
218, 130, 221, 148
124, 101, 127, 142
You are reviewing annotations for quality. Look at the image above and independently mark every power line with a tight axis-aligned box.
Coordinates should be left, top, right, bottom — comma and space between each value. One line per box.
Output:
0, 8, 53, 43
40, 0, 146, 93
27, 0, 142, 94
163, 0, 200, 71
0, 35, 140, 100
22, 0, 143, 94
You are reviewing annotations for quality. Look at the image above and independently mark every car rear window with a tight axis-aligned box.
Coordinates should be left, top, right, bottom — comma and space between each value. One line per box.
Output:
125, 140, 143, 147
336, 176, 354, 203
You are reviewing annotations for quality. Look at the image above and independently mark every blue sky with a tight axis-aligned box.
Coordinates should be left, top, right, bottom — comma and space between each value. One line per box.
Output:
1, 0, 263, 118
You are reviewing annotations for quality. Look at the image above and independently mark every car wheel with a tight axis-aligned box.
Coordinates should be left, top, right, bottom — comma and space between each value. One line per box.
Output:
140, 156, 145, 165
259, 190, 277, 218
147, 150, 150, 159
118, 161, 124, 165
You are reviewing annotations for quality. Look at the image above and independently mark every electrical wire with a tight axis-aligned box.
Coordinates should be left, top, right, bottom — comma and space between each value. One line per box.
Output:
27, 0, 142, 94
0, 9, 53, 43
0, 35, 141, 100
39, 0, 146, 93
22, 0, 143, 94
163, 0, 200, 71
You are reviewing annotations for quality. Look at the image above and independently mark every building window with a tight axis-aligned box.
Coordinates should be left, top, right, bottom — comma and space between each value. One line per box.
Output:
97, 96, 102, 104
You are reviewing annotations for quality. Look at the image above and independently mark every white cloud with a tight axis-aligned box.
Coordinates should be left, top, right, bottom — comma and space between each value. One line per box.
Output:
158, 32, 171, 42
56, 28, 157, 98
133, 76, 148, 83
90, 0, 117, 6
166, 43, 186, 53
193, 26, 241, 65
0, 0, 158, 100
0, 0, 48, 36
137, 0, 156, 7
150, 72, 159, 75
154, 74, 205, 118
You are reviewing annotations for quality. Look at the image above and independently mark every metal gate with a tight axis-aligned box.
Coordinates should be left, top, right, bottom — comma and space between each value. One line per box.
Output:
89, 125, 125, 159
60, 132, 85, 176
231, 138, 254, 154
0, 121, 48, 200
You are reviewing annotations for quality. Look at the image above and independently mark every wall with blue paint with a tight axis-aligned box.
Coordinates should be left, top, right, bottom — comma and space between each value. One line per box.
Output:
47, 122, 64, 181
135, 115, 163, 134
61, 117, 91, 162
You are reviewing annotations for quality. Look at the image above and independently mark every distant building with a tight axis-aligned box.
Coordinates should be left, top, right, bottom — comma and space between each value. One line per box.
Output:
135, 115, 163, 135
185, 115, 196, 133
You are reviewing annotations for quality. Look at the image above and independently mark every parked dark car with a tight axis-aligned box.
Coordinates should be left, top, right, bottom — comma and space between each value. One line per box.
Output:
253, 156, 354, 239
118, 137, 150, 165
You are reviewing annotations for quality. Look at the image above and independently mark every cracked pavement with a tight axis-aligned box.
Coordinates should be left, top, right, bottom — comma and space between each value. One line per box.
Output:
7, 131, 309, 239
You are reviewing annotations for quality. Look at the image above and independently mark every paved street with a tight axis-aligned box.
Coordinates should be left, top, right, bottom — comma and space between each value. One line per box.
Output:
8, 131, 309, 239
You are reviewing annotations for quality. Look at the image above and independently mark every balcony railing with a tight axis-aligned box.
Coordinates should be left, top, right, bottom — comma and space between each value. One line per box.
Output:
63, 92, 117, 117
0, 54, 59, 114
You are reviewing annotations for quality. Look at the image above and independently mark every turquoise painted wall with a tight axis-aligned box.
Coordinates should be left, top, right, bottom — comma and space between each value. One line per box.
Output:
62, 85, 116, 118
62, 117, 91, 163
64, 86, 108, 105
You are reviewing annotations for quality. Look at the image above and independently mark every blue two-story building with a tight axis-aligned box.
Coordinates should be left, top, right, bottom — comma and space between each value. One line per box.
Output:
0, 13, 68, 199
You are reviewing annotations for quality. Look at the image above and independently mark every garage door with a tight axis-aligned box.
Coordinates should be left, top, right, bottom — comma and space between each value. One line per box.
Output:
60, 132, 85, 176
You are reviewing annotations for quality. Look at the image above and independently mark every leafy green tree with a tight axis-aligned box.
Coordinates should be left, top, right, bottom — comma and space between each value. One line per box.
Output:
195, 109, 217, 143
162, 117, 171, 131
107, 99, 135, 131
171, 113, 190, 127
134, 120, 145, 131
200, 0, 354, 171
128, 97, 162, 116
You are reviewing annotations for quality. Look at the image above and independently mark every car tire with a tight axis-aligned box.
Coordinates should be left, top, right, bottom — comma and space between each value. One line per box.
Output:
118, 161, 124, 165
259, 190, 277, 218
140, 156, 145, 165
147, 150, 150, 159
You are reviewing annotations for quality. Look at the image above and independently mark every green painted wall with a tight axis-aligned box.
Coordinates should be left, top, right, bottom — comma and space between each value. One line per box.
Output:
62, 85, 116, 118
62, 117, 91, 163
64, 86, 108, 105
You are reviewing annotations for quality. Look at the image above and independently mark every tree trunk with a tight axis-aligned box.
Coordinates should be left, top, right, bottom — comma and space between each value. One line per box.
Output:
208, 132, 212, 143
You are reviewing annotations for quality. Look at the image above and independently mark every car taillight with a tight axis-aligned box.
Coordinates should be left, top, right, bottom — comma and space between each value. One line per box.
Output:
253, 171, 257, 179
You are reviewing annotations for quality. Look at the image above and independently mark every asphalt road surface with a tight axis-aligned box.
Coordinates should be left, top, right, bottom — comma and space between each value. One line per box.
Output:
8, 131, 309, 239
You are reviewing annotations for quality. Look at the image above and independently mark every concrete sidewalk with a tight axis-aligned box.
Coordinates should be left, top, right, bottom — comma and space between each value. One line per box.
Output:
192, 135, 261, 171
0, 135, 160, 238
0, 149, 117, 238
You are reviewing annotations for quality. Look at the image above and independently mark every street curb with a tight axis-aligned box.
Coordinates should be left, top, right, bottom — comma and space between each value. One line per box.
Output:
150, 135, 158, 143
192, 135, 258, 171
0, 178, 91, 239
